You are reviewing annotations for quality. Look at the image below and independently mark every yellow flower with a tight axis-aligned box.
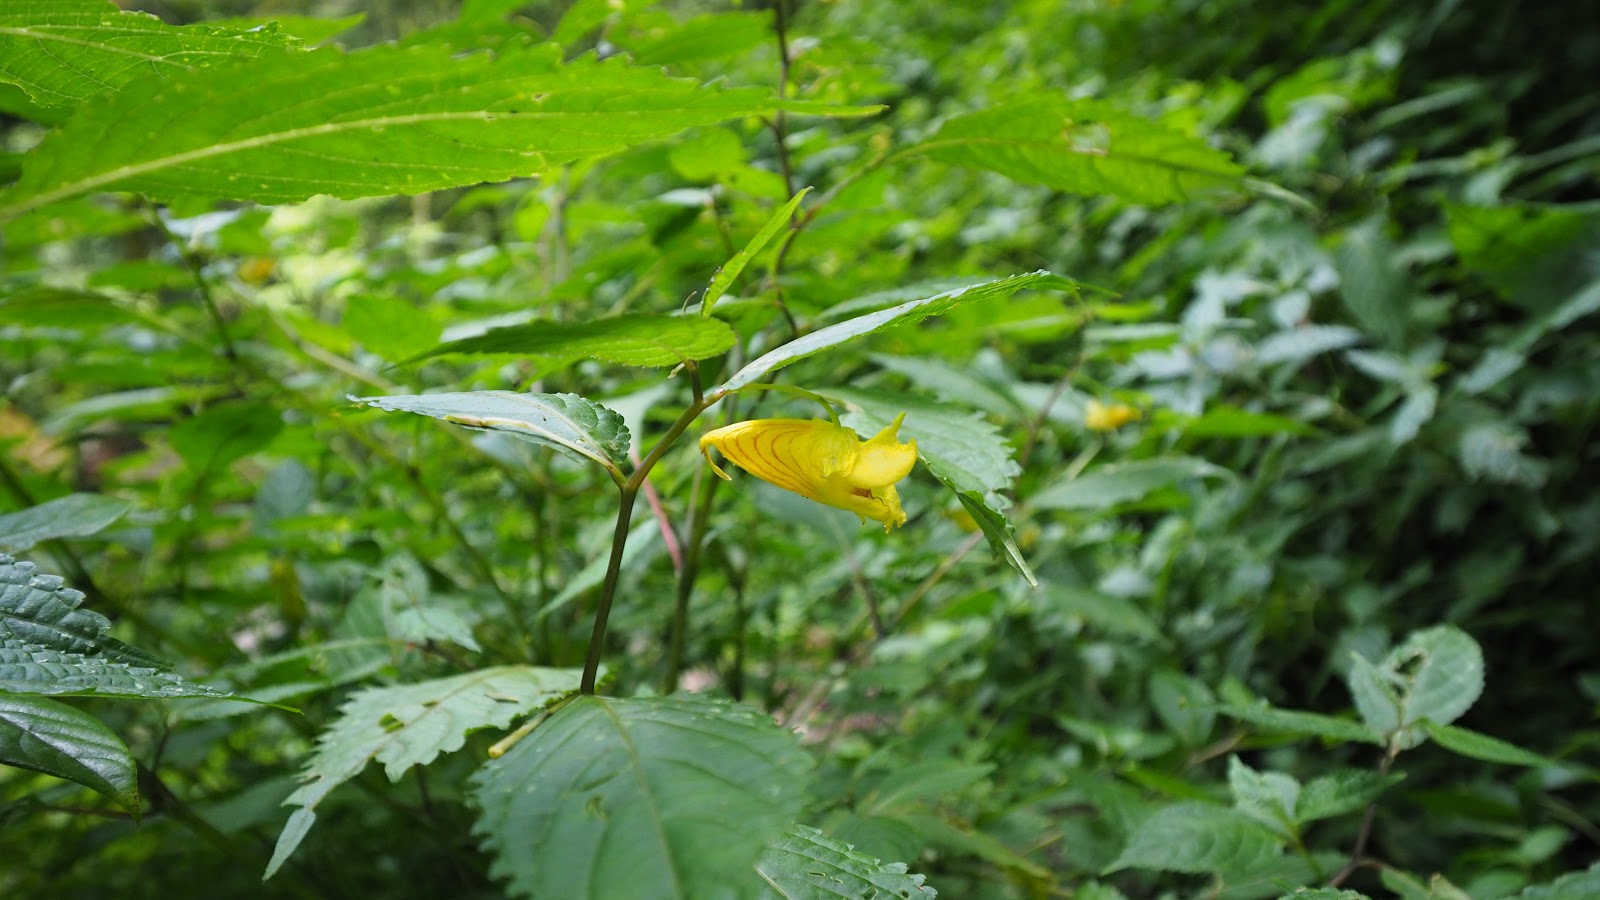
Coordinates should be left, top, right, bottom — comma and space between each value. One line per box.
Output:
1085, 399, 1140, 432
699, 413, 918, 531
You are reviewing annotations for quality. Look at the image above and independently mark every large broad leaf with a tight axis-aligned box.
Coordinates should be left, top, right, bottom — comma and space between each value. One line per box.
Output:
0, 693, 138, 814
820, 387, 1036, 586
1031, 458, 1233, 511
0, 493, 132, 552
411, 314, 737, 367
265, 666, 582, 879
1107, 802, 1283, 875
713, 271, 1072, 396
352, 391, 629, 472
0, 554, 231, 700
752, 824, 937, 899
472, 693, 813, 900
1346, 625, 1484, 749
0, 42, 771, 217
0, 0, 298, 109
908, 99, 1246, 205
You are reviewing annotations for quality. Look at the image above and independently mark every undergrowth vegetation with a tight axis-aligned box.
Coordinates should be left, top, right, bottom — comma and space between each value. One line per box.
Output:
2, 1, 1597, 898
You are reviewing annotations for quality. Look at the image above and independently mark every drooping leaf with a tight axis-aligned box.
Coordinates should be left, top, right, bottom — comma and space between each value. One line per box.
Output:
0, 493, 132, 552
472, 693, 813, 900
1032, 458, 1233, 511
412, 314, 736, 367
701, 187, 810, 316
822, 388, 1019, 512
351, 391, 630, 472
0, 643, 234, 700
0, 42, 772, 217
0, 693, 138, 814
1107, 802, 1283, 875
753, 824, 937, 899
713, 272, 1073, 395
0, 0, 299, 109
1346, 625, 1484, 749
907, 99, 1247, 205
264, 665, 582, 879
820, 387, 1036, 584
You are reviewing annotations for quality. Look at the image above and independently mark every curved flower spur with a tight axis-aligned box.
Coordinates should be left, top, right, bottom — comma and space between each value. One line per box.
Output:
698, 413, 918, 531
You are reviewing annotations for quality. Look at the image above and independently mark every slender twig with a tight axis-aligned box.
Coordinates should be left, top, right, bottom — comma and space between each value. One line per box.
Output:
145, 205, 239, 363
1328, 743, 1401, 887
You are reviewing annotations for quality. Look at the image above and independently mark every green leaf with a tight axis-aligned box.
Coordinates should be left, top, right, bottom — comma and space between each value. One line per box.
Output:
953, 491, 1037, 587
0, 43, 771, 217
1295, 769, 1404, 823
1219, 701, 1382, 745
1032, 458, 1233, 511
264, 665, 581, 879
0, 0, 299, 109
0, 693, 138, 814
204, 13, 365, 45
167, 400, 283, 474
713, 271, 1073, 395
1420, 721, 1565, 770
0, 643, 233, 700
0, 286, 140, 327
1107, 802, 1283, 875
342, 295, 441, 361
622, 11, 773, 67
412, 314, 736, 367
701, 187, 810, 316
1149, 669, 1216, 746
821, 388, 1019, 512
1049, 587, 1162, 641
472, 693, 813, 900
907, 99, 1246, 205
1346, 625, 1485, 749
820, 387, 1036, 585
1517, 862, 1600, 899
1227, 757, 1299, 837
752, 824, 938, 899
0, 553, 168, 670
1276, 891, 1372, 900
1333, 219, 1410, 348
352, 391, 630, 473
0, 493, 132, 552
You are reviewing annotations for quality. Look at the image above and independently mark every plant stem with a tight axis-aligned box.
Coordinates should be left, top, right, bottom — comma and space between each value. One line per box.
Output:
580, 398, 715, 695
1328, 742, 1400, 887
662, 463, 719, 693
580, 486, 637, 695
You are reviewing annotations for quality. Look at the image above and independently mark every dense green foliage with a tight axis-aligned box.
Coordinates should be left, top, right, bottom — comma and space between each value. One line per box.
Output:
2, 1, 1597, 898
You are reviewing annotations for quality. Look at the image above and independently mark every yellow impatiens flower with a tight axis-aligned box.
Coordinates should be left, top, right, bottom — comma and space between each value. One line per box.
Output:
699, 413, 918, 531
1085, 399, 1140, 432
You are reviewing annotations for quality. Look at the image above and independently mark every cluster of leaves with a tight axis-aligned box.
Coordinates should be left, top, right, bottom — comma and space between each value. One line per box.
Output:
2, 1, 1597, 899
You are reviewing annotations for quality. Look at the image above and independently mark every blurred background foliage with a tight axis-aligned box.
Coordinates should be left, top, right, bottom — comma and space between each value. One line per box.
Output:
2, 0, 1597, 898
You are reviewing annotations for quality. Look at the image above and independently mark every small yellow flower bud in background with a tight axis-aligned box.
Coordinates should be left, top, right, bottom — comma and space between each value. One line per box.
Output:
700, 413, 918, 531
1085, 399, 1140, 432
